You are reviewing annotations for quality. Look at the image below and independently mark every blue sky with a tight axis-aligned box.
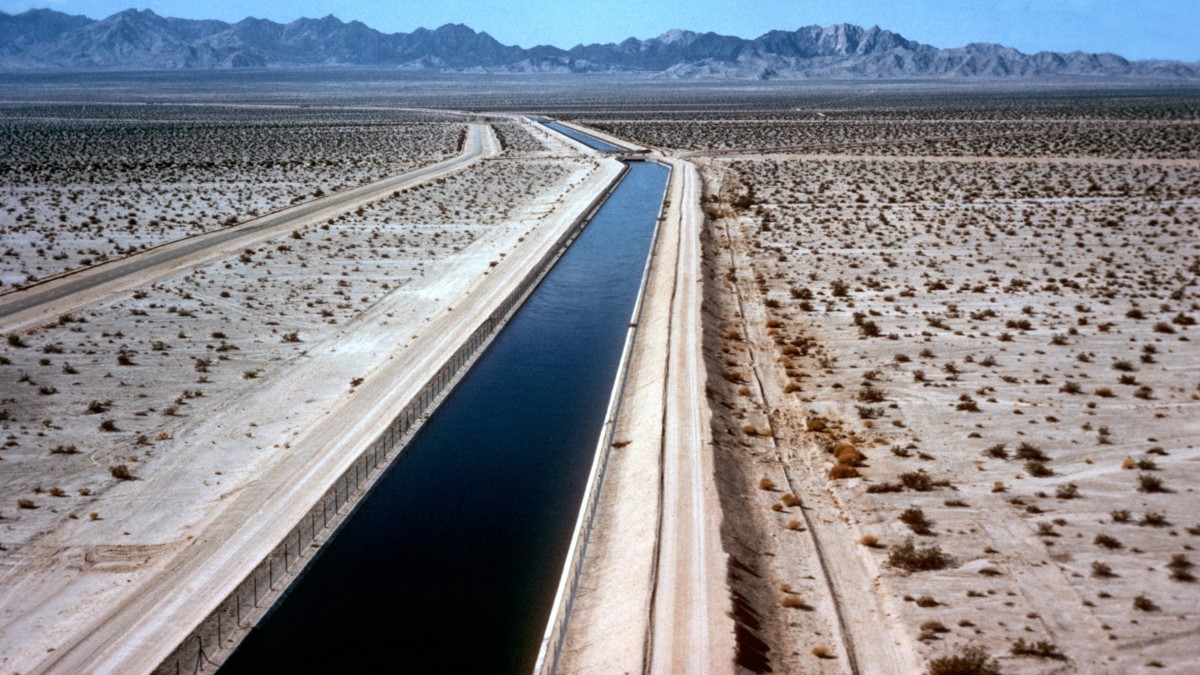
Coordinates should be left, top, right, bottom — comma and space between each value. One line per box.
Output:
3, 0, 1198, 61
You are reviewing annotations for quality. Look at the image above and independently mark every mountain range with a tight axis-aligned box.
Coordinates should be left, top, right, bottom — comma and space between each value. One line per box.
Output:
1, 8, 1196, 79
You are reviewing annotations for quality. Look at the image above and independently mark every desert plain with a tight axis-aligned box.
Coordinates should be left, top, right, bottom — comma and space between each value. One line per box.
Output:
0, 74, 1197, 674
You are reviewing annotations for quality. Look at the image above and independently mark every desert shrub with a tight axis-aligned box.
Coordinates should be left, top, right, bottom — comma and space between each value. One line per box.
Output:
1140, 511, 1169, 527
834, 445, 866, 466
1010, 638, 1065, 660
1091, 561, 1116, 578
85, 399, 111, 414
888, 538, 950, 571
1094, 534, 1123, 549
758, 477, 775, 491
927, 645, 1001, 675
920, 620, 951, 641
857, 385, 886, 403
1133, 594, 1158, 611
110, 464, 135, 481
983, 444, 1008, 459
781, 493, 802, 507
1138, 473, 1167, 493
1168, 554, 1195, 581
1025, 461, 1053, 477
829, 463, 860, 479
1110, 509, 1131, 523
900, 471, 934, 492
1015, 443, 1048, 461
1055, 483, 1079, 500
900, 507, 935, 535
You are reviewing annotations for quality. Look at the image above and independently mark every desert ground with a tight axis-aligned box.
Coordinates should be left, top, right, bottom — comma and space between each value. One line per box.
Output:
0, 74, 1198, 675
0, 104, 468, 287
0, 94, 627, 672
567, 86, 1200, 673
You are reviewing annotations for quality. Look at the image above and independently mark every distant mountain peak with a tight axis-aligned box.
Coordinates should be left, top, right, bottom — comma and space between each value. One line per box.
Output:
657, 28, 695, 44
0, 9, 1193, 79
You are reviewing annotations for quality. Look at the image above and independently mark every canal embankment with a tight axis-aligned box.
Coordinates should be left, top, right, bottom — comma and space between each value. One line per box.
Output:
544, 157, 736, 674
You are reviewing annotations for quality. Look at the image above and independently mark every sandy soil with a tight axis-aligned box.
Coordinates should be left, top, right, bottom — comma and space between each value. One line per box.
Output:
0, 116, 625, 673
0, 104, 462, 288
693, 149, 1200, 673
0, 124, 495, 332
561, 94, 1200, 675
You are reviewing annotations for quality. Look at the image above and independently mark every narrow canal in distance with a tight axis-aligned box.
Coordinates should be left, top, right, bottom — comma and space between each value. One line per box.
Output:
221, 161, 670, 674
541, 120, 625, 152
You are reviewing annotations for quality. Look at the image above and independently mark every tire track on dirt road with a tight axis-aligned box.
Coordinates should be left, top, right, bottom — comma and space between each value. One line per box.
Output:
649, 159, 736, 675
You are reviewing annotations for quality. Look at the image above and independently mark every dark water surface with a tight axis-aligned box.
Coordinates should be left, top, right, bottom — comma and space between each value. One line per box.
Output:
221, 161, 670, 674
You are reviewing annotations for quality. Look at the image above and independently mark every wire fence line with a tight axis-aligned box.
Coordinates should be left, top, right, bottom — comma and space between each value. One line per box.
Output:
155, 164, 632, 675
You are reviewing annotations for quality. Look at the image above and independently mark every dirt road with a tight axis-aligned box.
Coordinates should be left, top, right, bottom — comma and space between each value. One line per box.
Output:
0, 124, 497, 333
648, 159, 735, 674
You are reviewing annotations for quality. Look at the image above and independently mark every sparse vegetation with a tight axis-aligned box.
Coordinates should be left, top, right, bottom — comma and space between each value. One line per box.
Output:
888, 538, 950, 571
927, 645, 1001, 675
1010, 638, 1065, 660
